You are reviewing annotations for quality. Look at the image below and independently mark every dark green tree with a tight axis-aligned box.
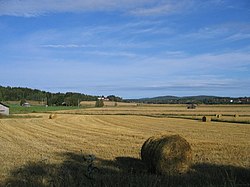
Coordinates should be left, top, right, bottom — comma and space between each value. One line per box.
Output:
95, 99, 104, 107
20, 99, 26, 106
107, 95, 122, 102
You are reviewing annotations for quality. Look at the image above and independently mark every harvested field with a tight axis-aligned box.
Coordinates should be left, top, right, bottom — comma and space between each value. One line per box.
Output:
60, 104, 250, 116
80, 101, 138, 107
0, 105, 250, 186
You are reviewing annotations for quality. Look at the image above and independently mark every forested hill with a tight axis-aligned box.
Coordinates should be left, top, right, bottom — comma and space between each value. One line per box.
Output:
127, 95, 250, 104
1, 86, 249, 105
0, 86, 98, 106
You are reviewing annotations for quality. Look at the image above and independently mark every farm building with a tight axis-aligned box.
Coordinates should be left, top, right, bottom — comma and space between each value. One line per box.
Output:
0, 102, 9, 116
98, 97, 109, 101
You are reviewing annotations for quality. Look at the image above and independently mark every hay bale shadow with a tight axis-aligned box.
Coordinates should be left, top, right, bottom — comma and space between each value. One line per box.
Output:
4, 161, 56, 187
2, 151, 250, 187
190, 163, 250, 186
115, 157, 147, 173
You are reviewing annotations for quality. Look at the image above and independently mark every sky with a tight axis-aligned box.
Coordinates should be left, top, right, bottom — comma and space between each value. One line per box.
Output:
0, 0, 250, 98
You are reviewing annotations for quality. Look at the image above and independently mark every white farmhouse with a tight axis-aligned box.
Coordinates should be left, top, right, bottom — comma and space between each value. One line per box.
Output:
0, 102, 9, 116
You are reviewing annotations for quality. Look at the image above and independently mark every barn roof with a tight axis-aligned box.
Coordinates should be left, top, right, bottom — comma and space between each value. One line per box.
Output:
0, 102, 9, 108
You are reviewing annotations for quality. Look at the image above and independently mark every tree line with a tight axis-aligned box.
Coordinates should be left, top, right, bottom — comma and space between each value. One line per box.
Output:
0, 86, 121, 106
126, 95, 250, 104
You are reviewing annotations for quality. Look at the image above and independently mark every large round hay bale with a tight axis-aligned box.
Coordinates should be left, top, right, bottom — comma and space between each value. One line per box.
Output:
141, 135, 192, 175
202, 116, 210, 122
49, 114, 57, 119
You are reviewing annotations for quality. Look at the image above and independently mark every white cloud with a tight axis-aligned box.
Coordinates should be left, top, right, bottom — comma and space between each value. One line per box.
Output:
128, 51, 250, 82
0, 0, 147, 17
40, 44, 96, 48
84, 50, 139, 58
1, 49, 249, 97
182, 23, 250, 41
0, 0, 191, 17
225, 33, 250, 42
130, 1, 191, 16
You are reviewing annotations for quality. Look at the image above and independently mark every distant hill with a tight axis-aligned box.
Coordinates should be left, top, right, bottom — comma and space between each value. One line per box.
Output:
127, 95, 250, 104
139, 96, 180, 100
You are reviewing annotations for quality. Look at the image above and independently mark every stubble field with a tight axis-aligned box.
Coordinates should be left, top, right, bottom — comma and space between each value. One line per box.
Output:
0, 105, 250, 186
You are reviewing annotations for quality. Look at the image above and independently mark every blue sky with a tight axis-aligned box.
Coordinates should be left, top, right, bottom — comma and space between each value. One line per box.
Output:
0, 0, 250, 98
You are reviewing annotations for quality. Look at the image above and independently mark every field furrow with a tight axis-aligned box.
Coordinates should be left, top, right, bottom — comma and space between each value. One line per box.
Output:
0, 110, 250, 184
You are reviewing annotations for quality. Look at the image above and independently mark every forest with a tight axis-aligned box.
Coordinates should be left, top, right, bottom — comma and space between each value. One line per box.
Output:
0, 86, 98, 106
127, 95, 250, 104
1, 86, 249, 106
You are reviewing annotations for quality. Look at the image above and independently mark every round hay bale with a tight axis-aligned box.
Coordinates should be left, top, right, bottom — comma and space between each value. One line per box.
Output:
216, 114, 222, 118
141, 135, 192, 175
202, 116, 210, 122
233, 114, 239, 118
49, 114, 57, 119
